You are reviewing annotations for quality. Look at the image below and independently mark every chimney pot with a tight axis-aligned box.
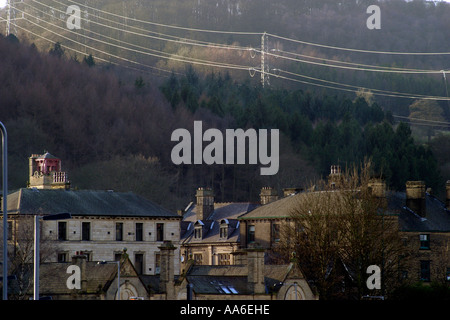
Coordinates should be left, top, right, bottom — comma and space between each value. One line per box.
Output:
260, 187, 278, 204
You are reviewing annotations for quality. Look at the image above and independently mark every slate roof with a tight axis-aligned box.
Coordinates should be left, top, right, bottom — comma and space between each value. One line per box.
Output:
6, 188, 179, 218
39, 262, 118, 295
238, 188, 450, 232
181, 202, 259, 244
184, 263, 302, 295
393, 192, 450, 232
237, 192, 300, 220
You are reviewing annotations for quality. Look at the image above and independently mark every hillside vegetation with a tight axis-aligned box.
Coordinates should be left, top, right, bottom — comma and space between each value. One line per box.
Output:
0, 0, 449, 208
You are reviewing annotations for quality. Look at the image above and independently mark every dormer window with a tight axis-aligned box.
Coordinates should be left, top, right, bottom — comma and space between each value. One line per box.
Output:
194, 227, 202, 239
220, 219, 229, 239
194, 220, 204, 240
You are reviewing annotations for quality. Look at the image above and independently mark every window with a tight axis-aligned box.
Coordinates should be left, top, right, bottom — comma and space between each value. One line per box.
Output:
136, 223, 143, 241
272, 223, 280, 243
420, 260, 431, 282
194, 226, 202, 239
82, 222, 90, 241
247, 225, 255, 244
156, 223, 164, 241
58, 221, 67, 241
84, 252, 92, 261
116, 223, 123, 241
218, 253, 231, 265
420, 234, 430, 249
57, 252, 67, 262
114, 253, 122, 261
194, 254, 203, 265
220, 225, 228, 238
135, 253, 144, 275
220, 221, 228, 239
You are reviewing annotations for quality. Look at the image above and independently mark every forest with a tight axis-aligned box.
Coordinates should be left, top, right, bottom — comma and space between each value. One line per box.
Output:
0, 0, 449, 210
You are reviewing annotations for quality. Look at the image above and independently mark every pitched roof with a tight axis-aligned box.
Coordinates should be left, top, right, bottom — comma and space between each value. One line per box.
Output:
238, 188, 450, 232
10, 255, 142, 297
238, 193, 298, 220
38, 261, 118, 295
394, 192, 450, 232
181, 202, 258, 243
7, 188, 179, 218
184, 263, 300, 295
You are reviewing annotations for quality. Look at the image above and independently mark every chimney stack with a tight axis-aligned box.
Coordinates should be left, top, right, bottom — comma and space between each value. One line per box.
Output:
246, 245, 265, 294
283, 187, 302, 197
446, 180, 450, 211
71, 253, 87, 291
159, 241, 176, 300
329, 165, 343, 188
406, 181, 426, 217
260, 187, 278, 205
195, 187, 214, 221
368, 179, 386, 198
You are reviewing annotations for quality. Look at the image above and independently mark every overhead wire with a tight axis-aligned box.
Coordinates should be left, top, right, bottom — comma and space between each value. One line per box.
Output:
5, 1, 450, 104
12, 5, 256, 74
267, 32, 450, 56
275, 69, 450, 101
273, 49, 441, 74
65, 0, 262, 36
35, 0, 253, 52
267, 70, 450, 101
392, 115, 450, 126
19, 2, 253, 71
261, 49, 445, 74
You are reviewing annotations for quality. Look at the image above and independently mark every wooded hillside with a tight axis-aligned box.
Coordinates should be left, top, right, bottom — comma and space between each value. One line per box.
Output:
0, 0, 449, 209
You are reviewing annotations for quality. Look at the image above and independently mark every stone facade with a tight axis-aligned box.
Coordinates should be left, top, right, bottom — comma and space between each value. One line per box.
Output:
238, 173, 450, 286
39, 215, 181, 275
180, 187, 259, 269
6, 153, 182, 278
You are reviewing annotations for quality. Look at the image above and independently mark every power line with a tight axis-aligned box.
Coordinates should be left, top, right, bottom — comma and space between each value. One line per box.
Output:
273, 49, 441, 74
35, 0, 253, 52
275, 69, 450, 101
393, 115, 450, 126
267, 32, 450, 56
262, 49, 445, 74
7, 1, 449, 103
13, 6, 256, 74
66, 0, 261, 36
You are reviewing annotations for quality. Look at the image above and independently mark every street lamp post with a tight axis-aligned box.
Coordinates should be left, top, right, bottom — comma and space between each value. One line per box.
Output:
34, 212, 71, 300
97, 260, 120, 300
0, 121, 7, 300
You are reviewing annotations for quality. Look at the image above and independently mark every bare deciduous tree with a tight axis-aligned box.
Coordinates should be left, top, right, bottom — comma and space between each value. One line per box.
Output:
276, 160, 407, 299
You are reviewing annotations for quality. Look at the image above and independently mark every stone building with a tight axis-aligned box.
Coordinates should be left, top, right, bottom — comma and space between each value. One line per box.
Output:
181, 246, 318, 300
180, 187, 259, 268
21, 252, 150, 300
397, 180, 450, 284
4, 152, 181, 278
238, 167, 450, 287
